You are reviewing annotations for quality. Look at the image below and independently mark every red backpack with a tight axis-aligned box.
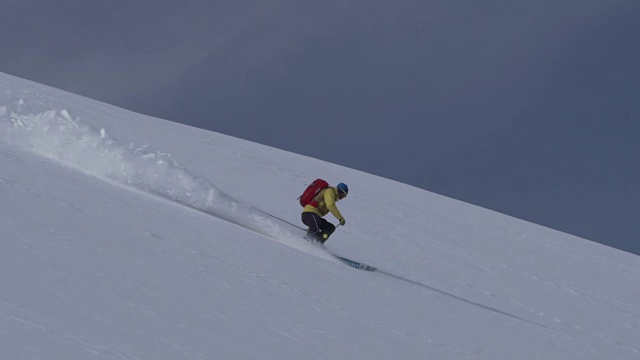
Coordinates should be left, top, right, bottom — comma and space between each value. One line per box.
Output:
299, 179, 330, 207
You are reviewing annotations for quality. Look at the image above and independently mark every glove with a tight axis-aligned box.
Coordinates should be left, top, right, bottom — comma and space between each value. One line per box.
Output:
339, 218, 346, 226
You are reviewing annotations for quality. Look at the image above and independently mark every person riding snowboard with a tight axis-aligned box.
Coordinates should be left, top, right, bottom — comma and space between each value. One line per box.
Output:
301, 182, 348, 244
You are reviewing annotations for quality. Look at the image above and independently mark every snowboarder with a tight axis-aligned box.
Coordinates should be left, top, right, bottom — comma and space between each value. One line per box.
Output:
301, 182, 348, 244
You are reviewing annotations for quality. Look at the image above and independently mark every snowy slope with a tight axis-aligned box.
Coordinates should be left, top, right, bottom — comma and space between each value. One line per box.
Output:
1, 71, 639, 359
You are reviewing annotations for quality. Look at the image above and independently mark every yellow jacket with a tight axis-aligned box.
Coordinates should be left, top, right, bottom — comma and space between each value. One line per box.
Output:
302, 187, 344, 221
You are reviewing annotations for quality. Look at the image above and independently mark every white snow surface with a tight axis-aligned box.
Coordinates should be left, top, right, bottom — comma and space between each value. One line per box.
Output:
1, 71, 639, 359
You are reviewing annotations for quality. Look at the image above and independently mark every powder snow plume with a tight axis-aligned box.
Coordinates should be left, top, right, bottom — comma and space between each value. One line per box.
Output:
0, 104, 308, 246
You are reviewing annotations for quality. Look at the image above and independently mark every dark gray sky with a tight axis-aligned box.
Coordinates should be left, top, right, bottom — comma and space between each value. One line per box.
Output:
2, 0, 639, 255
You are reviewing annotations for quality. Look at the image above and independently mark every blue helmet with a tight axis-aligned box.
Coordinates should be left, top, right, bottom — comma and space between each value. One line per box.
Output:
337, 183, 349, 196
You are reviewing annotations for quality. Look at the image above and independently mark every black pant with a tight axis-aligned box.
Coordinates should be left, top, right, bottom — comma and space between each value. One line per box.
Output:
301, 212, 336, 243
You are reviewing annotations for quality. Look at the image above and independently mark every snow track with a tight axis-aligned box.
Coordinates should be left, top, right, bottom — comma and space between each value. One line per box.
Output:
1, 107, 332, 261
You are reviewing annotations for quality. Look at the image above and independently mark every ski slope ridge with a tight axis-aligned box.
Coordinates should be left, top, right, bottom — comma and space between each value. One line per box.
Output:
1, 71, 639, 359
